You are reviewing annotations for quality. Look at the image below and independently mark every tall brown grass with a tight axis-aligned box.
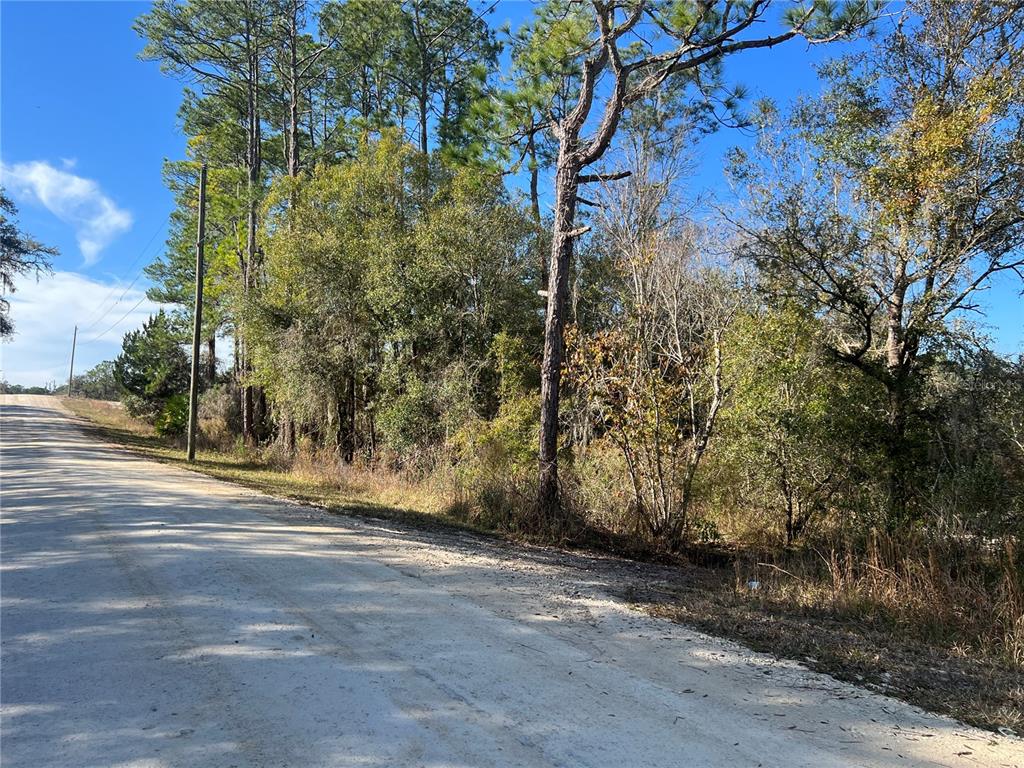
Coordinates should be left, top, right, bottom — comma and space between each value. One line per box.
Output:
733, 531, 1024, 668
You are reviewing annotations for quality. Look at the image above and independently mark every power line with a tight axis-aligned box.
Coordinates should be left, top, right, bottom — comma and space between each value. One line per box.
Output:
78, 223, 165, 333
82, 295, 150, 345
82, 222, 163, 320
79, 266, 149, 335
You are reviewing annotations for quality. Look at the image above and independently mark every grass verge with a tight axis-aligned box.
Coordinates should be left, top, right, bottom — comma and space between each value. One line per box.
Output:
60, 397, 482, 535
62, 396, 1022, 735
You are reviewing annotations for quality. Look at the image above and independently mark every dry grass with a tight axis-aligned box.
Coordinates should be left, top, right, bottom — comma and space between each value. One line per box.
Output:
64, 398, 155, 437
61, 397, 463, 534
631, 534, 1024, 733
729, 534, 1024, 668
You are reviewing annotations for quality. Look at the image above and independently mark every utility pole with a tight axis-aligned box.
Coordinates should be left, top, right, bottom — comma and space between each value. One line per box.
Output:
67, 325, 78, 398
186, 163, 208, 463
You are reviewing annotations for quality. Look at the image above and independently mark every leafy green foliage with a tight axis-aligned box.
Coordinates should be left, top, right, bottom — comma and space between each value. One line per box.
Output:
248, 135, 538, 463
155, 393, 190, 437
731, 0, 1024, 526
130, 0, 1022, 554
114, 310, 190, 421
66, 361, 120, 400
319, 0, 500, 158
719, 305, 886, 542
0, 382, 53, 395
922, 350, 1024, 536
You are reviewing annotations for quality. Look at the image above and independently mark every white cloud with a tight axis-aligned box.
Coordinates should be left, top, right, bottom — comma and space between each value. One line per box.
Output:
0, 160, 132, 265
1, 271, 164, 387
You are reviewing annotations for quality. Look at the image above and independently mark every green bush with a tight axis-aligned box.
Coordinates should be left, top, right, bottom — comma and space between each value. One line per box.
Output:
572, 438, 636, 534
122, 392, 160, 421
155, 393, 189, 437
114, 310, 190, 427
377, 374, 440, 456
453, 393, 537, 479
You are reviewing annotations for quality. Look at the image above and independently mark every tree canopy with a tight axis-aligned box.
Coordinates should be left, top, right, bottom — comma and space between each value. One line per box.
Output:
0, 189, 58, 337
123, 0, 1023, 548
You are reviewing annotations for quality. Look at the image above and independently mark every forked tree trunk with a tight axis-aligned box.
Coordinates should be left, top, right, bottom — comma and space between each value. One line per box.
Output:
884, 280, 912, 526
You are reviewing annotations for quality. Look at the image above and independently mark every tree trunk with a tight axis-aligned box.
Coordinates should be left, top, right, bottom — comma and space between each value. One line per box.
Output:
361, 68, 371, 121
884, 279, 911, 526
783, 470, 796, 545
241, 20, 263, 445
668, 337, 725, 548
538, 157, 580, 517
256, 388, 268, 440
336, 372, 356, 463
241, 208, 258, 443
885, 385, 910, 526
527, 132, 540, 223
287, 0, 300, 178
346, 371, 356, 461
418, 90, 429, 155
308, 84, 317, 152
526, 130, 546, 287
205, 336, 216, 385
363, 377, 376, 460
242, 379, 255, 442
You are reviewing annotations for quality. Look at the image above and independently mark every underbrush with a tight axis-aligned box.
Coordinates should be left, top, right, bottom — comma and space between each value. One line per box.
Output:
731, 534, 1023, 670
274, 444, 450, 517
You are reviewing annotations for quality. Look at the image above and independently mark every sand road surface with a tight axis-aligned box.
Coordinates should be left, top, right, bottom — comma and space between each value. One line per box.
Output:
1, 394, 1020, 767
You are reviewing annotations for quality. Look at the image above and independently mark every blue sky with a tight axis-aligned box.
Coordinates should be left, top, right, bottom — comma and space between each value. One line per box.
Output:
1, 1, 1020, 386
2, 1, 180, 385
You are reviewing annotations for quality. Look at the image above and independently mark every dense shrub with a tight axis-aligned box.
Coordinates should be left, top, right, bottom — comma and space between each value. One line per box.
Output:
154, 393, 189, 437
122, 392, 161, 422
114, 310, 189, 424
198, 382, 241, 448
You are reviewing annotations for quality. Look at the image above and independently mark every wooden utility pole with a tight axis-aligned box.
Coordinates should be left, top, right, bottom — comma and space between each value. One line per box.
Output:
186, 163, 208, 463
67, 325, 77, 397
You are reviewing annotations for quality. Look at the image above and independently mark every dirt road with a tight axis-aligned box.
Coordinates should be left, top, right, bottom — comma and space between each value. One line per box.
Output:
1, 395, 1019, 767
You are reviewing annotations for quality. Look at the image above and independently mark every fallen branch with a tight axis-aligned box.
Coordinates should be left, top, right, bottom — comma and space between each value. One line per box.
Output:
756, 562, 807, 584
